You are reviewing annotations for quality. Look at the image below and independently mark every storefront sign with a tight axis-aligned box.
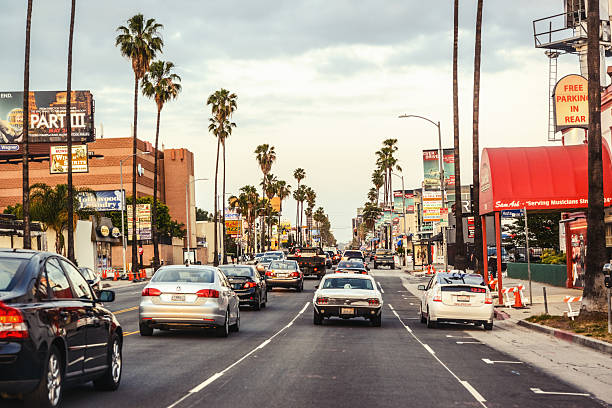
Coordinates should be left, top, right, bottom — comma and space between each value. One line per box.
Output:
422, 191, 442, 222
553, 74, 588, 132
225, 219, 242, 237
423, 149, 454, 191
50, 145, 88, 174
111, 227, 121, 238
77, 190, 123, 211
127, 204, 151, 240
467, 216, 475, 238
99, 225, 110, 237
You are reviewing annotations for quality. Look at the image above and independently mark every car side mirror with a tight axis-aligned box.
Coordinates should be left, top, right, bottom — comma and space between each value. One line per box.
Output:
98, 290, 115, 302
417, 285, 426, 291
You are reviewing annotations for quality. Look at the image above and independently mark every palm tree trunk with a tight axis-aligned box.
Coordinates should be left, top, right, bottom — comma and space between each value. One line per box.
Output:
472, 0, 483, 273
261, 179, 266, 251
222, 140, 227, 264
278, 202, 281, 249
152, 107, 161, 271
66, 0, 76, 264
131, 73, 139, 276
213, 136, 220, 266
583, 0, 607, 311
452, 0, 466, 269
22, 0, 33, 250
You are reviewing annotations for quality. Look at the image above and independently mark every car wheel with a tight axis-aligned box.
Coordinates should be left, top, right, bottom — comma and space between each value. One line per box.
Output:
254, 294, 261, 311
313, 310, 323, 325
216, 310, 230, 337
262, 291, 267, 308
25, 345, 63, 408
230, 309, 240, 332
484, 322, 493, 331
139, 322, 153, 336
420, 306, 426, 324
372, 314, 382, 327
93, 334, 122, 391
426, 308, 437, 329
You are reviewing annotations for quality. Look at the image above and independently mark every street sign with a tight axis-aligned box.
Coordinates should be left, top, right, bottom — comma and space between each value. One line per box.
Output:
501, 209, 525, 218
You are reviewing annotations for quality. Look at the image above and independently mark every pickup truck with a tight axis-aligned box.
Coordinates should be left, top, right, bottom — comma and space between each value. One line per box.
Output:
287, 247, 327, 279
373, 249, 395, 269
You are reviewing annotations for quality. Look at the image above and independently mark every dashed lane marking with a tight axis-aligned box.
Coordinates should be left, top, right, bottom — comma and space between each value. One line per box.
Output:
377, 281, 385, 293
456, 341, 483, 345
113, 306, 138, 315
482, 358, 523, 365
124, 330, 139, 337
461, 381, 486, 403
530, 388, 590, 397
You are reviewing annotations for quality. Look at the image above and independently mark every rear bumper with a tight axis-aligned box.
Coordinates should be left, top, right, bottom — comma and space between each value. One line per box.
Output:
266, 278, 301, 288
429, 302, 494, 323
139, 302, 226, 327
0, 341, 43, 394
314, 305, 381, 319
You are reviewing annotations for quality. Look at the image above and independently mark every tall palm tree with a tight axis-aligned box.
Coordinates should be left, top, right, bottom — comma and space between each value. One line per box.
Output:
263, 173, 278, 250
65, 0, 77, 263
292, 185, 307, 246
367, 187, 378, 203
293, 168, 305, 244
207, 89, 237, 264
313, 207, 325, 247
584, 0, 607, 311
472, 0, 483, 273
142, 60, 182, 271
305, 187, 316, 246
362, 202, 382, 236
371, 169, 384, 205
276, 180, 291, 248
452, 0, 467, 269
116, 14, 163, 272
22, 0, 33, 250
255, 144, 276, 250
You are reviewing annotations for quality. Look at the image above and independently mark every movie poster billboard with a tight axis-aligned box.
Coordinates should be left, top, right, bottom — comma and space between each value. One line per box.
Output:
50, 145, 88, 174
0, 91, 95, 144
127, 204, 151, 240
393, 191, 415, 214
569, 215, 587, 288
422, 149, 455, 191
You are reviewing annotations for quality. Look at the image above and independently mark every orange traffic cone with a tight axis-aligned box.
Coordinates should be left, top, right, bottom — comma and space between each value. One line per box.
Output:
128, 270, 133, 281
101, 270, 107, 280
113, 270, 117, 281
512, 287, 524, 308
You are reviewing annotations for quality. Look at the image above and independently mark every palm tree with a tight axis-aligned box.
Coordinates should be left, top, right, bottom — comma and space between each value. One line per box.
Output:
305, 187, 316, 246
375, 140, 401, 206
275, 180, 291, 249
263, 174, 278, 250
472, 0, 483, 273
371, 169, 384, 205
65, 0, 77, 263
142, 60, 181, 271
452, 0, 467, 269
229, 185, 260, 254
362, 202, 382, 236
583, 0, 607, 311
255, 144, 276, 249
116, 14, 163, 272
22, 0, 33, 250
293, 168, 305, 243
367, 188, 378, 203
292, 185, 307, 246
207, 89, 237, 264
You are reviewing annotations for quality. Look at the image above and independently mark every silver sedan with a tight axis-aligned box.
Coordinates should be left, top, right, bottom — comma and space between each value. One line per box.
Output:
139, 265, 240, 337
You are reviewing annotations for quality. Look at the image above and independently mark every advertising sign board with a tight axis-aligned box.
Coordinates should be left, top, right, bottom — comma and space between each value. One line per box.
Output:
553, 74, 588, 132
467, 216, 475, 238
423, 149, 454, 190
77, 190, 123, 211
50, 145, 88, 174
422, 191, 443, 222
0, 91, 94, 144
393, 191, 415, 214
127, 204, 151, 240
225, 220, 242, 237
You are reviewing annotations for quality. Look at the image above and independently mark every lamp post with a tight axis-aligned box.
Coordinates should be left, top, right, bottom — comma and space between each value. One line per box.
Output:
185, 178, 209, 263
119, 151, 150, 277
391, 172, 407, 267
398, 114, 448, 272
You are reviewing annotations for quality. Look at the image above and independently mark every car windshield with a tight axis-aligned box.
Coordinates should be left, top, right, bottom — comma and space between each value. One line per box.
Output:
437, 273, 485, 286
218, 266, 254, 278
269, 261, 297, 270
321, 277, 374, 290
0, 258, 27, 291
264, 252, 283, 259
151, 267, 215, 283
344, 251, 362, 258
337, 261, 364, 269
260, 256, 277, 263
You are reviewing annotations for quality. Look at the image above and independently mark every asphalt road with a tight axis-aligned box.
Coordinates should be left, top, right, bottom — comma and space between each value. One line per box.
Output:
3, 269, 607, 408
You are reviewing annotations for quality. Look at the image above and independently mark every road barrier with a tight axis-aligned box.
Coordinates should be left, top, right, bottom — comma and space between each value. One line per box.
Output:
563, 296, 582, 320
488, 278, 498, 291
511, 284, 527, 308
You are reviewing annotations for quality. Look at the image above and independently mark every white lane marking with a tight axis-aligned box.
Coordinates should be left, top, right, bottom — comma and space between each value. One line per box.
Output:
530, 388, 590, 397
388, 304, 395, 310
482, 358, 523, 365
456, 341, 483, 345
446, 335, 474, 339
391, 311, 487, 407
409, 302, 414, 305
377, 281, 385, 293
405, 325, 413, 333
167, 302, 310, 408
461, 381, 487, 403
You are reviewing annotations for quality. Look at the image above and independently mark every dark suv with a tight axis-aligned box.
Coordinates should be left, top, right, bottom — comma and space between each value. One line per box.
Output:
0, 249, 122, 407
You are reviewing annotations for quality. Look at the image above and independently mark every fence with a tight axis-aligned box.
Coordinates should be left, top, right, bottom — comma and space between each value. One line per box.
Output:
507, 262, 567, 287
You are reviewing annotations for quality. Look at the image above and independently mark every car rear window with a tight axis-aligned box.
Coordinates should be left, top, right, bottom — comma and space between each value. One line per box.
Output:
337, 261, 364, 268
321, 277, 373, 290
152, 268, 215, 283
219, 266, 254, 278
344, 251, 363, 258
0, 258, 27, 291
269, 261, 297, 270
376, 250, 391, 255
437, 273, 485, 286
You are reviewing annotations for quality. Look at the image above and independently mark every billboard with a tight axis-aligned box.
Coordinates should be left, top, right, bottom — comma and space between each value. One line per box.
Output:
422, 191, 442, 222
0, 91, 94, 144
393, 191, 415, 214
127, 204, 151, 240
77, 190, 123, 211
423, 149, 454, 191
553, 74, 588, 132
226, 220, 242, 237
50, 145, 88, 174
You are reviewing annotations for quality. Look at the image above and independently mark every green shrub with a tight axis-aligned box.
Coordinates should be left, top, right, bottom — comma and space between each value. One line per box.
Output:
540, 249, 566, 264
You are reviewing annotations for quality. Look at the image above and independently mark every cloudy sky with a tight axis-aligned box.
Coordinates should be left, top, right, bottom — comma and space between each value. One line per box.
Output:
1, 1, 585, 242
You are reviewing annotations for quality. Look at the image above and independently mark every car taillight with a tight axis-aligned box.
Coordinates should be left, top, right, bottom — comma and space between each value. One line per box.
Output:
266, 270, 273, 277
361, 271, 368, 275
368, 298, 380, 306
243, 282, 257, 289
0, 302, 28, 339
316, 297, 329, 305
290, 272, 300, 277
196, 289, 220, 298
374, 256, 377, 260
485, 293, 493, 304
142, 287, 161, 297
314, 267, 318, 272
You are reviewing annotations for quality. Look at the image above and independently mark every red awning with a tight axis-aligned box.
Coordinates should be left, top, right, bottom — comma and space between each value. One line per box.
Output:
479, 141, 612, 214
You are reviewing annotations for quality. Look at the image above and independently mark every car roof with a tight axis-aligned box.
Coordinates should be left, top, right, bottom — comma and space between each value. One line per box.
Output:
0, 248, 39, 259
323, 272, 371, 279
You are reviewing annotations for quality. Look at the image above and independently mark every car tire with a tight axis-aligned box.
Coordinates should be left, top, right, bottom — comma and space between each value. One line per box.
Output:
372, 314, 382, 327
426, 308, 437, 329
139, 322, 153, 336
484, 322, 493, 331
254, 294, 261, 311
25, 345, 63, 408
313, 310, 323, 325
93, 334, 122, 391
216, 310, 230, 338
230, 309, 240, 333
261, 292, 267, 308
420, 306, 426, 324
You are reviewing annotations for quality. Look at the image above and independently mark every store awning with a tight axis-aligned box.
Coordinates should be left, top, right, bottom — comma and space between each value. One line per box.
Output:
479, 141, 612, 214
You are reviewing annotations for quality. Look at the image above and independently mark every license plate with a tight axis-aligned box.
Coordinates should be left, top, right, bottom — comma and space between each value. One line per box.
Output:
457, 295, 470, 302
234, 284, 243, 289
341, 307, 354, 315
171, 294, 186, 302
278, 273, 288, 278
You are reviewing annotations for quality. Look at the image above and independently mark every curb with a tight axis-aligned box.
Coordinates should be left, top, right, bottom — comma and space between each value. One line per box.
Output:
517, 319, 612, 355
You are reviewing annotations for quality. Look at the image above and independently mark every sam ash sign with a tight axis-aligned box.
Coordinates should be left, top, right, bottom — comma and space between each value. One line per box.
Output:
553, 74, 588, 132
50, 145, 88, 174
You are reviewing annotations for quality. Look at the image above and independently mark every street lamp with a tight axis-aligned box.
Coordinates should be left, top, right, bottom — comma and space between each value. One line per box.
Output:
185, 178, 209, 263
398, 114, 448, 272
119, 151, 150, 276
391, 172, 408, 267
